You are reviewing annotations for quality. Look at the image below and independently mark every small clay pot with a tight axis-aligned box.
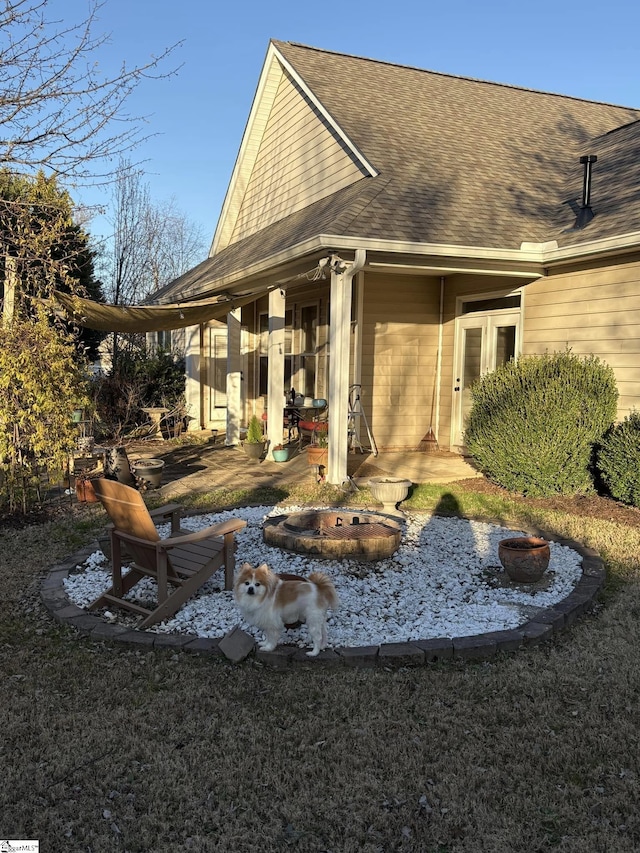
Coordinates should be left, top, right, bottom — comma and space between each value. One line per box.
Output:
498, 536, 550, 583
306, 445, 328, 466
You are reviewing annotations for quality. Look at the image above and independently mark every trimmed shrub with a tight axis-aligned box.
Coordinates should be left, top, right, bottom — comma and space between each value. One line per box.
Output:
597, 412, 640, 506
465, 351, 617, 496
245, 414, 264, 444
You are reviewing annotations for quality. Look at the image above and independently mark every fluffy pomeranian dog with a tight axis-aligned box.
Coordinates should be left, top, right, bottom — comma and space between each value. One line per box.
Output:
234, 562, 338, 656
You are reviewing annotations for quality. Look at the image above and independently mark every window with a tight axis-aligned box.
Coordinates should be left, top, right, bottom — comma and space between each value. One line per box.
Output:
461, 295, 521, 314
298, 304, 319, 397
258, 302, 325, 398
157, 330, 172, 351
258, 310, 293, 396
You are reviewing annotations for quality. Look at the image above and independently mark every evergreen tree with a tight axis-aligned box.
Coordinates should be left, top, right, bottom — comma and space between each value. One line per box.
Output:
0, 169, 106, 359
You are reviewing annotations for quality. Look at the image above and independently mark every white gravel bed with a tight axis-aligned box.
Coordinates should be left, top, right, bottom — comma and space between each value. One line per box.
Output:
64, 505, 584, 650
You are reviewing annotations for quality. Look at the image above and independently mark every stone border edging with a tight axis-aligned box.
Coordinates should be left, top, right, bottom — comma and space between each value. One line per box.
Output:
40, 529, 606, 669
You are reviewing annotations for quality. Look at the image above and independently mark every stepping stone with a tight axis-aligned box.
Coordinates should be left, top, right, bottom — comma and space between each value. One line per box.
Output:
218, 626, 255, 662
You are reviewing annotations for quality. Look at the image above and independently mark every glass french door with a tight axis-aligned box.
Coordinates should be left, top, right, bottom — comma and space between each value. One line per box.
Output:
452, 311, 520, 448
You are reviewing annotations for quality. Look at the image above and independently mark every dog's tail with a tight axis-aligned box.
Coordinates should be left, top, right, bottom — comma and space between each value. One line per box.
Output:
308, 571, 339, 609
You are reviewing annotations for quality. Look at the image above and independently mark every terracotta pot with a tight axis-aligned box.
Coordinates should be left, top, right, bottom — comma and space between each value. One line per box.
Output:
76, 478, 99, 502
498, 536, 550, 583
306, 445, 328, 466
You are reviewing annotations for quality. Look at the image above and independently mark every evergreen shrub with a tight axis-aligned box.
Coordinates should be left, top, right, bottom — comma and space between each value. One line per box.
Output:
0, 309, 91, 512
465, 351, 617, 496
597, 412, 640, 506
245, 415, 264, 444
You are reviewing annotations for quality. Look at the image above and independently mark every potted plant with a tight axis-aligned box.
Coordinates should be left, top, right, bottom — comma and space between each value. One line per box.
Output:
306, 431, 328, 468
243, 414, 265, 459
272, 444, 289, 463
75, 470, 103, 502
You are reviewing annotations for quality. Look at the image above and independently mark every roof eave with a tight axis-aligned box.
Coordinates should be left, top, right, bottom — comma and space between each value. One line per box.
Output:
158, 229, 640, 305
542, 230, 640, 267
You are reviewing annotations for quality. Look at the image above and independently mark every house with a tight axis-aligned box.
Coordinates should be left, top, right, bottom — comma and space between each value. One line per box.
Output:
151, 40, 640, 484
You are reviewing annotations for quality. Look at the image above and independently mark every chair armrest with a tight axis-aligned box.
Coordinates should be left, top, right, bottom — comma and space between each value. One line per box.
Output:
149, 503, 183, 535
160, 518, 247, 548
149, 502, 183, 519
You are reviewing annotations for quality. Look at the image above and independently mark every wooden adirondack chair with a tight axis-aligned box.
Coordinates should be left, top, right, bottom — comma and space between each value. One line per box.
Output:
88, 478, 247, 628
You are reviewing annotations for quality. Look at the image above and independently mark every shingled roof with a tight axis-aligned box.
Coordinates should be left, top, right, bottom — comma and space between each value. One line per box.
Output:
274, 42, 640, 248
549, 119, 640, 245
157, 42, 640, 302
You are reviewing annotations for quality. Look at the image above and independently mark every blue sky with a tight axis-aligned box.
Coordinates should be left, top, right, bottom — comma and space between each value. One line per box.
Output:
62, 0, 640, 248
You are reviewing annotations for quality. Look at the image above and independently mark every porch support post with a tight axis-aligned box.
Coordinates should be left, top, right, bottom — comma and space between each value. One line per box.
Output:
226, 307, 242, 446
266, 287, 286, 460
184, 324, 201, 433
328, 250, 366, 484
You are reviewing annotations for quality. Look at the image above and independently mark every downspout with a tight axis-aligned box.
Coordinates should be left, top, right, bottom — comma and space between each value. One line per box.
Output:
352, 269, 365, 446
434, 276, 444, 446
327, 248, 367, 485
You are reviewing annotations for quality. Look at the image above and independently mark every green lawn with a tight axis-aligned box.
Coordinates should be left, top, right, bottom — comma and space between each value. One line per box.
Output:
2, 481, 640, 852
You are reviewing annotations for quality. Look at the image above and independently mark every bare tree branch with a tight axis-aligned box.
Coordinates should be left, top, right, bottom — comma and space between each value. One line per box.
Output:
98, 160, 206, 363
0, 0, 182, 182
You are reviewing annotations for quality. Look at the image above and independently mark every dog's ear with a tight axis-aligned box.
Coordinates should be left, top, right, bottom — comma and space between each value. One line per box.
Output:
255, 563, 276, 590
236, 563, 252, 581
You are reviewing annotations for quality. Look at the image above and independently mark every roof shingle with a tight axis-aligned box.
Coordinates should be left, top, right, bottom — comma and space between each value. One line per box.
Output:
274, 41, 640, 249
158, 42, 640, 302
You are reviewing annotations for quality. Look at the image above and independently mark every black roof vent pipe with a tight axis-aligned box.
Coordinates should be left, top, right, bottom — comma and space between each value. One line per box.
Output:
575, 154, 597, 228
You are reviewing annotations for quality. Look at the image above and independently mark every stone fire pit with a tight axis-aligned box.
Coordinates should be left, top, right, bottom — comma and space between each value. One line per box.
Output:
263, 510, 402, 560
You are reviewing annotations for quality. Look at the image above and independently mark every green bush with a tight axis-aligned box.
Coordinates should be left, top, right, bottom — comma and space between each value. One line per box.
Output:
0, 309, 91, 512
465, 351, 617, 496
597, 412, 640, 506
245, 414, 264, 444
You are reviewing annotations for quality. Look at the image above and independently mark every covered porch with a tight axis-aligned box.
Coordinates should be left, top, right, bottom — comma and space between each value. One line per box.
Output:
207, 247, 541, 485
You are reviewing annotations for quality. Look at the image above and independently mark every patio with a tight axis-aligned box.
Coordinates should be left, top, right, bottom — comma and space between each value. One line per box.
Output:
120, 433, 483, 500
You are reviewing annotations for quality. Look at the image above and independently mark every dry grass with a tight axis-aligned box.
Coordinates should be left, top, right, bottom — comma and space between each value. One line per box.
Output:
2, 485, 640, 852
